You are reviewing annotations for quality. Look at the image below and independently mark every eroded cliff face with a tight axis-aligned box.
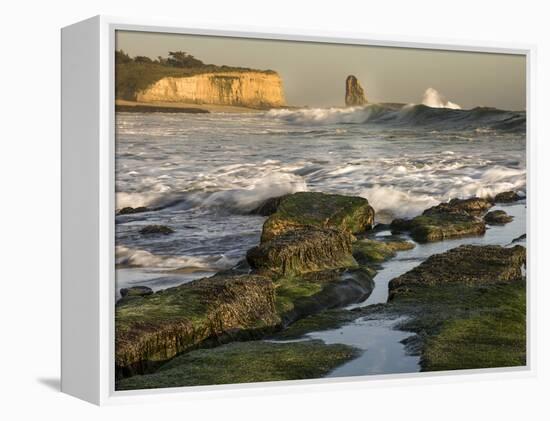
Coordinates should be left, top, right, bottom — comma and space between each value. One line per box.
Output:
136, 71, 286, 108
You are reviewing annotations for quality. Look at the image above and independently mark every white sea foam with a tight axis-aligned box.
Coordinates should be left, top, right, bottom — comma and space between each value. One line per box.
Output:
422, 87, 461, 110
187, 172, 307, 212
360, 186, 440, 219
115, 245, 236, 271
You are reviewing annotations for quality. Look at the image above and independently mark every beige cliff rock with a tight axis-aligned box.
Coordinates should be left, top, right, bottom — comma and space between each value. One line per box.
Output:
136, 71, 286, 109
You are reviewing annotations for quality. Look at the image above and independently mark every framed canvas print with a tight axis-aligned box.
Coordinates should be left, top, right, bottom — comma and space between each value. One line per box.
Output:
61, 16, 533, 405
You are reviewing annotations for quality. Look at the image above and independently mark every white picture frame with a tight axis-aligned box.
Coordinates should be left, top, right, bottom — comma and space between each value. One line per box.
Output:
61, 15, 536, 406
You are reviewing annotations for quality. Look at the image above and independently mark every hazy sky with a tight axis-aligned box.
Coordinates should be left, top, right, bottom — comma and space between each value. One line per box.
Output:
116, 31, 526, 110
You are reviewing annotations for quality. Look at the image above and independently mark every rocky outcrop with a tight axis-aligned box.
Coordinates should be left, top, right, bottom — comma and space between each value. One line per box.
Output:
135, 71, 286, 109
352, 239, 415, 266
277, 267, 374, 326
118, 206, 149, 215
484, 210, 513, 225
261, 192, 374, 242
389, 245, 526, 298
249, 195, 289, 216
423, 197, 493, 216
115, 274, 279, 377
391, 197, 490, 242
345, 75, 367, 106
120, 286, 153, 298
494, 191, 522, 203
247, 227, 357, 277
139, 225, 174, 235
116, 340, 358, 390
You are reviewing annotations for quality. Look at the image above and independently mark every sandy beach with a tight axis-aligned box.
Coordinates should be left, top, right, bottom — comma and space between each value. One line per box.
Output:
116, 99, 265, 114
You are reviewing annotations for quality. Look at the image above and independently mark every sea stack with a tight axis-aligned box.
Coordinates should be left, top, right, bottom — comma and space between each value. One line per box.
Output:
345, 75, 367, 106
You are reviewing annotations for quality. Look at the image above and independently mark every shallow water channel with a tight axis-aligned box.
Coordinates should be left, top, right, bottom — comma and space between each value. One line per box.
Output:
295, 201, 526, 378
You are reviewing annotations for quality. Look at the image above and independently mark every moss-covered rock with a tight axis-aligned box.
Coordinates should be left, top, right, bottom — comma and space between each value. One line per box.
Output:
383, 244, 527, 371
392, 212, 486, 243
247, 227, 357, 277
391, 198, 491, 242
421, 284, 526, 371
484, 210, 513, 225
120, 286, 153, 298
260, 192, 374, 242
389, 245, 526, 298
116, 340, 359, 390
249, 195, 289, 216
494, 191, 522, 203
115, 274, 280, 378
352, 239, 415, 266
275, 267, 374, 325
424, 197, 493, 216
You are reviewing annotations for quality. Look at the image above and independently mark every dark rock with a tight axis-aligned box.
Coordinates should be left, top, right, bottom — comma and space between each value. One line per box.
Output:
247, 227, 357, 277
249, 195, 289, 216
116, 274, 279, 377
423, 197, 493, 216
392, 212, 486, 242
484, 210, 513, 225
389, 245, 526, 299
139, 225, 175, 235
345, 75, 367, 106
391, 197, 491, 242
118, 206, 149, 215
511, 233, 527, 244
494, 191, 522, 203
261, 192, 374, 242
120, 286, 153, 298
277, 267, 374, 326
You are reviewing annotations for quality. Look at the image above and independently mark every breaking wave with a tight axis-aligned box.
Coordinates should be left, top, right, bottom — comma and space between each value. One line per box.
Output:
267, 103, 525, 132
422, 88, 461, 110
115, 245, 236, 271
116, 170, 307, 211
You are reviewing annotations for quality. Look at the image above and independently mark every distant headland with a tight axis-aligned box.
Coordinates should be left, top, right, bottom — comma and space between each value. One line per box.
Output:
115, 50, 286, 113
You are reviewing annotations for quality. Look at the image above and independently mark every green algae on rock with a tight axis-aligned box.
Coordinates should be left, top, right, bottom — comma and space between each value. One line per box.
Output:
493, 190, 522, 203
383, 244, 526, 371
247, 226, 357, 277
120, 286, 153, 298
260, 192, 374, 242
425, 197, 493, 216
115, 274, 280, 378
274, 267, 374, 325
389, 245, 526, 298
116, 340, 359, 390
484, 210, 514, 225
390, 197, 492, 242
352, 239, 415, 266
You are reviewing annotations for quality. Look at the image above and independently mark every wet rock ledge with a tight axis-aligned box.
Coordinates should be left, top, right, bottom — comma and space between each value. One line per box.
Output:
116, 192, 378, 382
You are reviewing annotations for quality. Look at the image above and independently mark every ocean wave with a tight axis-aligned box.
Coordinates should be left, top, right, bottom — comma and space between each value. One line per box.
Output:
115, 245, 236, 271
267, 103, 525, 133
360, 186, 440, 220
116, 170, 307, 212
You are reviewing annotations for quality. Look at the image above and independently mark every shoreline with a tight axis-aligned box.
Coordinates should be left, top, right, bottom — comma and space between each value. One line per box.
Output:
116, 99, 268, 114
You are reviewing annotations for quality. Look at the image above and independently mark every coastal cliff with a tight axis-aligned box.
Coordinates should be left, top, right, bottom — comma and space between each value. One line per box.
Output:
135, 72, 286, 109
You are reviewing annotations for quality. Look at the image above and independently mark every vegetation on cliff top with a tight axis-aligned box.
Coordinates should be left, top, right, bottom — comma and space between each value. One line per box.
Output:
115, 50, 276, 100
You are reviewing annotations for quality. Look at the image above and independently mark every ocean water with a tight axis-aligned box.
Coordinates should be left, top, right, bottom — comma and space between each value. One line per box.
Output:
115, 104, 526, 295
